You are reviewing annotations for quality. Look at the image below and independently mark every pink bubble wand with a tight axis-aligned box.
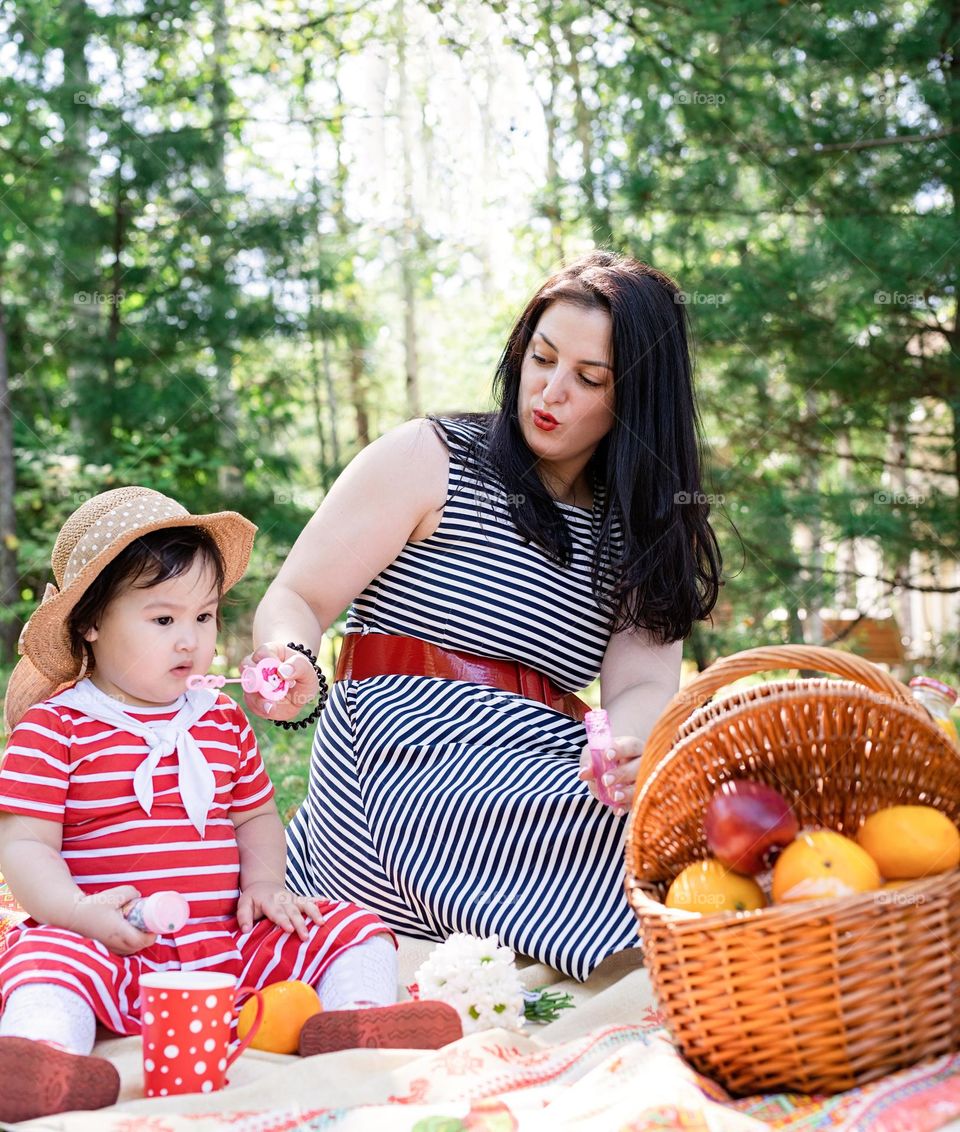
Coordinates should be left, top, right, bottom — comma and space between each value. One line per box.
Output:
187, 657, 294, 711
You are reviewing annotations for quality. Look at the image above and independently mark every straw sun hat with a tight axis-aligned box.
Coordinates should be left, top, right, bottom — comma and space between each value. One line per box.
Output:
3, 486, 256, 731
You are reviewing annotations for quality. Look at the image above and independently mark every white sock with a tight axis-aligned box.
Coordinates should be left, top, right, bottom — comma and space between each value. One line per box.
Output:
317, 933, 398, 1011
0, 984, 97, 1055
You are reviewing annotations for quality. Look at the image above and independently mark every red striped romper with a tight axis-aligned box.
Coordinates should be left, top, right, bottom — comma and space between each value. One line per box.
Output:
0, 694, 393, 1034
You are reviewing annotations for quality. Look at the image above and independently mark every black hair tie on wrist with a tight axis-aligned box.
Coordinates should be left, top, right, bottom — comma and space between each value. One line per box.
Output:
271, 642, 328, 730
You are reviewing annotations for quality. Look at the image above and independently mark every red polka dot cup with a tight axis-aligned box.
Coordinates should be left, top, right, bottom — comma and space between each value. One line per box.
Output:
140, 972, 265, 1097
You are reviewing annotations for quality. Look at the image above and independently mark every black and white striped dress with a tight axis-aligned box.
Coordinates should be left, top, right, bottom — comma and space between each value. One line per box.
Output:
285, 417, 639, 980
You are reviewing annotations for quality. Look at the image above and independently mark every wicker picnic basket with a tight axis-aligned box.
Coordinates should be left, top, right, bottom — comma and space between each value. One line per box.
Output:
624, 644, 960, 1096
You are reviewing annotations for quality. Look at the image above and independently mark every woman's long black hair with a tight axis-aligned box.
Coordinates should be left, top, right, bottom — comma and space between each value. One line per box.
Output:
461, 251, 722, 644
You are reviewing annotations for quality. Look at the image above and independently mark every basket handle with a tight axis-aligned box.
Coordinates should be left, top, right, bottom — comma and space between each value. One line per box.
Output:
638, 644, 914, 785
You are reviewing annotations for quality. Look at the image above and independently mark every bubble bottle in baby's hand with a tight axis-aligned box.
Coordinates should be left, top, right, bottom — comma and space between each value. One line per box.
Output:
909, 676, 959, 746
125, 891, 190, 934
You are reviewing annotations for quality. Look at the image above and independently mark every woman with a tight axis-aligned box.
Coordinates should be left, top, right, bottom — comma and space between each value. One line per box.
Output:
248, 252, 721, 980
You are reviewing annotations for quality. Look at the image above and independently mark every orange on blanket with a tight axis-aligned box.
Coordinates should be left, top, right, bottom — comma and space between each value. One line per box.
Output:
237, 980, 322, 1054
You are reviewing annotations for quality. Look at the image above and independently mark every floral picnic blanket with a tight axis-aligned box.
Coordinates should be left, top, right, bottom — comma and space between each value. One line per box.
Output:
7, 931, 960, 1132
13, 1018, 960, 1131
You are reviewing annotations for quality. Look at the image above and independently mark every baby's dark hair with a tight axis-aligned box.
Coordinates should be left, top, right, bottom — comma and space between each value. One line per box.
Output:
68, 527, 226, 668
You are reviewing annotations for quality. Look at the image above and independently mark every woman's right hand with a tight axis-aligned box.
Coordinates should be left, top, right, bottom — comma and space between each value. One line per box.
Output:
242, 642, 320, 721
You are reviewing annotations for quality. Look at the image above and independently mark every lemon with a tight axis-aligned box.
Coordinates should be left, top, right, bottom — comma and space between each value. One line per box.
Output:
665, 858, 766, 914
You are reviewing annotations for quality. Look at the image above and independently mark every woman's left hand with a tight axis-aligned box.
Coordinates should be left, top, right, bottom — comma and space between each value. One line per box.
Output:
240, 643, 320, 722
237, 882, 325, 940
578, 735, 644, 817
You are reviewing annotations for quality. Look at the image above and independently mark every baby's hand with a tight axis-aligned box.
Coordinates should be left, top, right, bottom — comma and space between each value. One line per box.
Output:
69, 884, 157, 956
237, 881, 325, 940
241, 643, 318, 722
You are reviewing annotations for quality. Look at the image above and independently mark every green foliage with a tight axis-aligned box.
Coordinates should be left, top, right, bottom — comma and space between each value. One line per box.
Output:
484, 0, 960, 671
249, 713, 311, 827
523, 986, 575, 1024
0, 0, 957, 683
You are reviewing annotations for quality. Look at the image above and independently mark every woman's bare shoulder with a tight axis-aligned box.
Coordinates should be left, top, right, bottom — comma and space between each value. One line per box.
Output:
362, 418, 448, 483
351, 419, 449, 540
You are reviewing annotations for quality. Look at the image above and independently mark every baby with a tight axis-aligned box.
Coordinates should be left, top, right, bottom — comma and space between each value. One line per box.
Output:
0, 487, 459, 1121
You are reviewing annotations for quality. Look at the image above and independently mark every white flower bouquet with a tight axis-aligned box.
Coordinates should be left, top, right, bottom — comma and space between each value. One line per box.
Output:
414, 933, 524, 1034
412, 933, 574, 1034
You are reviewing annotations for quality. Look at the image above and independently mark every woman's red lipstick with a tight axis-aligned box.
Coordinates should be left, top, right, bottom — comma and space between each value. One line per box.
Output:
533, 410, 558, 432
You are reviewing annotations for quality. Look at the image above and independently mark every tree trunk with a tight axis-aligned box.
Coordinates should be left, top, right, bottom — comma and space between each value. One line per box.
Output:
61, 0, 98, 445
835, 430, 856, 610
107, 164, 124, 388
788, 605, 806, 647
542, 27, 565, 262
348, 340, 370, 448
302, 56, 339, 483
945, 0, 960, 507
321, 323, 340, 472
397, 0, 420, 419
308, 72, 341, 471
401, 259, 420, 420
803, 391, 824, 646
0, 277, 19, 663
332, 72, 370, 449
561, 22, 613, 247
210, 0, 240, 494
308, 309, 328, 486
888, 407, 915, 649
477, 52, 496, 297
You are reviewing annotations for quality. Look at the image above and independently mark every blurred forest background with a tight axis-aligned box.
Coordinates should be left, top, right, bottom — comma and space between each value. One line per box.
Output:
1, 0, 959, 704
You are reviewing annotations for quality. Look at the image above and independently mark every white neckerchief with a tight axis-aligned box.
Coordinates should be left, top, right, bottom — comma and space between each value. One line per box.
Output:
51, 679, 218, 835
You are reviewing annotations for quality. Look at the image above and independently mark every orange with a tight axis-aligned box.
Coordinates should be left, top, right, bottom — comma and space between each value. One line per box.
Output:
772, 830, 881, 903
238, 980, 322, 1054
857, 805, 960, 879
665, 858, 767, 914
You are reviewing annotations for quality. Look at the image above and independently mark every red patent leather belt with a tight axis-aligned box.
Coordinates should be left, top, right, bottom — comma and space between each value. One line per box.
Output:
335, 631, 589, 722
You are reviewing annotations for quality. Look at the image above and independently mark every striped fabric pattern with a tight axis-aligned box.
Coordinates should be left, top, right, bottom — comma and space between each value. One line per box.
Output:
287, 418, 641, 981
347, 418, 613, 692
0, 693, 391, 1031
0, 695, 270, 922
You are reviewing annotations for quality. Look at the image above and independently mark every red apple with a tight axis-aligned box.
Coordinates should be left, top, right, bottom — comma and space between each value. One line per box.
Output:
704, 779, 799, 875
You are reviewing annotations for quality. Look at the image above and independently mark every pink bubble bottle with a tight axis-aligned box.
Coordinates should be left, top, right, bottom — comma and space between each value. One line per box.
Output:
125, 891, 190, 934
584, 709, 617, 807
